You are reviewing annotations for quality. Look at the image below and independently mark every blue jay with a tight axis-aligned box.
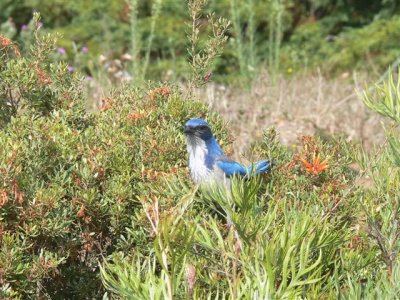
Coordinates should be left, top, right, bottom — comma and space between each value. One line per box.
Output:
184, 118, 271, 185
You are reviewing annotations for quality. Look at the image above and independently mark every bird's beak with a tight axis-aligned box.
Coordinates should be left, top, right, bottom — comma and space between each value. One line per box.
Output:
184, 125, 194, 134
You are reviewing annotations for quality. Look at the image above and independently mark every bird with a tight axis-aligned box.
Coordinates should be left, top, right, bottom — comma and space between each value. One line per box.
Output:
184, 118, 272, 185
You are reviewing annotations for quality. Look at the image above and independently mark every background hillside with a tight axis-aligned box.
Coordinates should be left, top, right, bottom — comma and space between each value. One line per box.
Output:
2, 0, 400, 80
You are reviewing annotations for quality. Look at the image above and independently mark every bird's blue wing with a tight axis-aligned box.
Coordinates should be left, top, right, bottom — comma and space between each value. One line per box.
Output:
247, 160, 271, 174
216, 157, 248, 177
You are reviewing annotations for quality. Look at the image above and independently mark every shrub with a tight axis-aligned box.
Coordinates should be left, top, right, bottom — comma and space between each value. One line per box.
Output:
0, 18, 227, 298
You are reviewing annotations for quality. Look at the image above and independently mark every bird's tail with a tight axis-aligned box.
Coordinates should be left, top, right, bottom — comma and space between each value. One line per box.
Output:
247, 160, 272, 175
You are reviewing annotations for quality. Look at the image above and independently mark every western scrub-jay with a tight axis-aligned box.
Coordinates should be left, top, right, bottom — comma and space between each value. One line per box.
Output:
184, 118, 271, 185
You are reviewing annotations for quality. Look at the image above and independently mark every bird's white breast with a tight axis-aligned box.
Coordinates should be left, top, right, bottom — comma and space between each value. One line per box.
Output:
187, 139, 211, 184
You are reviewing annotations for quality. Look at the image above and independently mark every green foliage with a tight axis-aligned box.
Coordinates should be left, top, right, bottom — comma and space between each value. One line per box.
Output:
2, 6, 400, 299
229, 0, 258, 84
99, 120, 399, 298
2, 0, 400, 82
342, 68, 400, 298
187, 0, 230, 91
100, 130, 386, 299
363, 68, 400, 123
101, 255, 164, 300
341, 263, 400, 299
284, 15, 400, 74
0, 13, 84, 128
328, 16, 400, 73
0, 27, 227, 298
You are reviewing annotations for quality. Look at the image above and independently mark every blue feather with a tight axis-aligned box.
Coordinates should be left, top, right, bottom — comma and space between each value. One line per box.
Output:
247, 160, 271, 175
216, 158, 271, 178
186, 118, 210, 127
204, 137, 224, 169
216, 158, 248, 177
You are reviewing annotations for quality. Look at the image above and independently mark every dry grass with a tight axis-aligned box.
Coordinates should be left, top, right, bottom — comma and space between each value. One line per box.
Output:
195, 70, 386, 157
85, 69, 386, 159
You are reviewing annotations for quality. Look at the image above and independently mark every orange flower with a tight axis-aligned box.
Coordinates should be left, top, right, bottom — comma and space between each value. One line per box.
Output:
0, 35, 21, 57
0, 35, 12, 47
0, 190, 8, 207
35, 65, 52, 86
77, 205, 85, 218
12, 180, 24, 204
299, 153, 329, 175
147, 85, 172, 102
127, 112, 145, 122
100, 97, 113, 111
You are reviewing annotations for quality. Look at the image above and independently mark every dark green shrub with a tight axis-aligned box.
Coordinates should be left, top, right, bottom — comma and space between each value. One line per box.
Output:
3, 0, 400, 81
283, 15, 400, 74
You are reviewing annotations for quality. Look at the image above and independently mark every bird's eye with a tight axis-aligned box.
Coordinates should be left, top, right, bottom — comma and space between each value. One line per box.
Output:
198, 125, 208, 130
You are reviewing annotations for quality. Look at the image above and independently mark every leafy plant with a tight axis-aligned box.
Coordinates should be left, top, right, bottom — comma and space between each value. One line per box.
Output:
0, 19, 226, 298
187, 0, 231, 93
357, 69, 400, 288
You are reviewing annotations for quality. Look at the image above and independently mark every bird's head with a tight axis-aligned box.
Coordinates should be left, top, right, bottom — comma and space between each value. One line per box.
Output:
184, 118, 213, 141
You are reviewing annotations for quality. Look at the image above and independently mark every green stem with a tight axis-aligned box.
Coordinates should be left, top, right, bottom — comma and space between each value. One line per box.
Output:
142, 0, 163, 81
